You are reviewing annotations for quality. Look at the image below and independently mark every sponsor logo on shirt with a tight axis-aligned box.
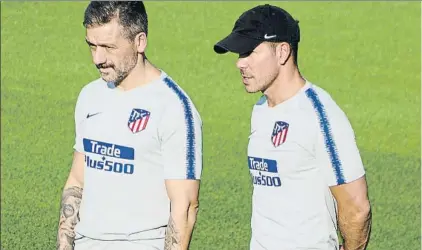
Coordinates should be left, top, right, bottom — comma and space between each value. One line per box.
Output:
83, 138, 135, 175
248, 156, 281, 187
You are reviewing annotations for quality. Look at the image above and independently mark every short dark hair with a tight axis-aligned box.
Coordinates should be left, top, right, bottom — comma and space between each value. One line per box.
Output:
270, 42, 299, 66
83, 1, 148, 40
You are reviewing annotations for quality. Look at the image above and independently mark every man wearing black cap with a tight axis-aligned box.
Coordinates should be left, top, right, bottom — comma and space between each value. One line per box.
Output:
214, 4, 372, 250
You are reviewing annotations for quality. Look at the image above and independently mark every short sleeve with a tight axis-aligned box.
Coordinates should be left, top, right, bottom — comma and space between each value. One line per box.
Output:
315, 102, 365, 186
73, 90, 86, 153
158, 99, 203, 180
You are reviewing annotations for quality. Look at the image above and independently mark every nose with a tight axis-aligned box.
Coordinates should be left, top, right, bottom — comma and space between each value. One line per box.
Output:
236, 57, 247, 70
92, 47, 106, 66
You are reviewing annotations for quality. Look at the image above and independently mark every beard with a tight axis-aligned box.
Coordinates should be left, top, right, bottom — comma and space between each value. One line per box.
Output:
243, 71, 279, 94
96, 53, 138, 87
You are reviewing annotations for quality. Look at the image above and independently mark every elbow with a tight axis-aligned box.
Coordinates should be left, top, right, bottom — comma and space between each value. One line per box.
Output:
357, 199, 371, 220
171, 199, 199, 229
347, 199, 372, 223
186, 200, 199, 226
171, 199, 199, 217
188, 200, 199, 218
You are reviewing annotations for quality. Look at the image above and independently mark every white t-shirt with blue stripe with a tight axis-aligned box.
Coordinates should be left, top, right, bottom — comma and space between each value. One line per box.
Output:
72, 70, 202, 240
248, 81, 365, 250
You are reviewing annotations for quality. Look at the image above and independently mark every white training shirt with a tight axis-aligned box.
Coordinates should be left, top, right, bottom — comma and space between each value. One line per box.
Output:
247, 81, 365, 250
72, 70, 202, 240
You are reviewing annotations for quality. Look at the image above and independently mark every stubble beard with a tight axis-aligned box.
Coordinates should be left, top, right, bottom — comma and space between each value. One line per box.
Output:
259, 70, 279, 94
104, 53, 138, 87
243, 67, 279, 94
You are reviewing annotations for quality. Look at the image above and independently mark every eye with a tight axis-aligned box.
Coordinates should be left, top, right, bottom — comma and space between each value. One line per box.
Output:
87, 43, 96, 50
104, 45, 116, 51
88, 45, 97, 52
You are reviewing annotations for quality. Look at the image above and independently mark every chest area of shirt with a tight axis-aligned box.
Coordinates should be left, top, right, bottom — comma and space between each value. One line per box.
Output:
248, 112, 316, 153
247, 112, 318, 181
79, 94, 167, 169
81, 95, 163, 138
80, 98, 165, 178
83, 107, 155, 135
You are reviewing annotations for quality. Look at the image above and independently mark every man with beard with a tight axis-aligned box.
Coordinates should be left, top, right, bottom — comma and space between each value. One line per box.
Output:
56, 2, 203, 250
213, 4, 372, 250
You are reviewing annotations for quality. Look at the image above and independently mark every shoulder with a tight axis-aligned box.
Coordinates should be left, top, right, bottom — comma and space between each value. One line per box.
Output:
303, 83, 355, 143
76, 78, 108, 101
159, 74, 199, 111
303, 83, 349, 121
74, 78, 108, 114
74, 78, 107, 120
155, 73, 202, 124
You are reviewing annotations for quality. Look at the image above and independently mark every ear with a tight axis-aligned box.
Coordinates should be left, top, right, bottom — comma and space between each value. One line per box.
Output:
276, 42, 292, 66
134, 32, 147, 54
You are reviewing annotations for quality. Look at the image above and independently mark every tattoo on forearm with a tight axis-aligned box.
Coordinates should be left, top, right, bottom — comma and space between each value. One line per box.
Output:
164, 216, 181, 250
56, 186, 83, 250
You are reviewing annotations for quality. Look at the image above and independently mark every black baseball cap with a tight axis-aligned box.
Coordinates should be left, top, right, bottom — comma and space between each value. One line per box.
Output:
213, 4, 300, 55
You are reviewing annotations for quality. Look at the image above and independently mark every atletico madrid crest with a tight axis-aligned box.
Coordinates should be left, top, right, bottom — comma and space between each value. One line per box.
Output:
128, 108, 150, 133
271, 121, 289, 147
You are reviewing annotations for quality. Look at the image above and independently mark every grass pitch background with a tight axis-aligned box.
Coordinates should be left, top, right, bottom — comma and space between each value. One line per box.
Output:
1, 1, 420, 249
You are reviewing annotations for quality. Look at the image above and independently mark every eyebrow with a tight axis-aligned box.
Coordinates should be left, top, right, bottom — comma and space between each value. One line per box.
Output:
85, 38, 115, 48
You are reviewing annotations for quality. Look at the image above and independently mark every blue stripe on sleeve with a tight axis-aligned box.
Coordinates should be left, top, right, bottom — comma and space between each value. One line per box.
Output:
305, 88, 345, 185
164, 77, 196, 179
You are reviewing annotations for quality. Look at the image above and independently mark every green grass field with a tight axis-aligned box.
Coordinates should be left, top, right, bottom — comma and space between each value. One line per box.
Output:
1, 1, 420, 250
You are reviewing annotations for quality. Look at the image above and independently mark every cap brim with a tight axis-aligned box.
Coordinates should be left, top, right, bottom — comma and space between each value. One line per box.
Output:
214, 32, 262, 55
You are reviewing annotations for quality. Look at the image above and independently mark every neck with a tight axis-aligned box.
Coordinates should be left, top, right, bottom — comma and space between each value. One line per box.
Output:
263, 66, 306, 107
117, 59, 161, 91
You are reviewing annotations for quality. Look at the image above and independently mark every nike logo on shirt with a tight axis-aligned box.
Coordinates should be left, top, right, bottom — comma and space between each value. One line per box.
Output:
86, 112, 101, 119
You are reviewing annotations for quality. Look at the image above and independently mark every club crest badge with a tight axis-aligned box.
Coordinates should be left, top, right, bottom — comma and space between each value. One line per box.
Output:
271, 121, 289, 147
128, 108, 150, 133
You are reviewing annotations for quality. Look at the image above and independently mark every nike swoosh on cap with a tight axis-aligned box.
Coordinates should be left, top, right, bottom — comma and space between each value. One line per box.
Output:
264, 34, 277, 39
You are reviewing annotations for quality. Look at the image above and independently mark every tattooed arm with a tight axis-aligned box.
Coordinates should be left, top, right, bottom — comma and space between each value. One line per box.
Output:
164, 180, 200, 250
56, 152, 85, 250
